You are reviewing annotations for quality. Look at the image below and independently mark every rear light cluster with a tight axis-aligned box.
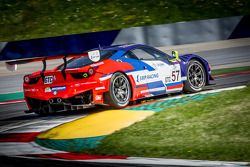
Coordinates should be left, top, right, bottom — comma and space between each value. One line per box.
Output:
71, 68, 95, 79
24, 75, 30, 83
24, 75, 40, 84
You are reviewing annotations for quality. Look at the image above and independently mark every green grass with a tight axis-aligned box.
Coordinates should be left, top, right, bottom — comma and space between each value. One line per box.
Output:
213, 66, 250, 76
87, 86, 250, 161
1, 0, 250, 41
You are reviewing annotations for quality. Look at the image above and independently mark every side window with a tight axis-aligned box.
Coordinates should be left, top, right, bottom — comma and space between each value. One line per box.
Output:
144, 48, 170, 60
123, 51, 138, 59
131, 49, 157, 60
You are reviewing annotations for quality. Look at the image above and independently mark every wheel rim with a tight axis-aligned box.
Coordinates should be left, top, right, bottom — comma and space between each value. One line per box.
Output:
112, 75, 129, 104
188, 62, 205, 89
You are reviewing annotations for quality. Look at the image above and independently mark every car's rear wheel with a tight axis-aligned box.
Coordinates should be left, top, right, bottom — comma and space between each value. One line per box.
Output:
184, 60, 206, 93
105, 72, 131, 108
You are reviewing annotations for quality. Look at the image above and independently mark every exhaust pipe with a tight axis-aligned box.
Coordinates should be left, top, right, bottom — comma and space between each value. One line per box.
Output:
49, 98, 62, 104
49, 99, 54, 104
57, 98, 62, 103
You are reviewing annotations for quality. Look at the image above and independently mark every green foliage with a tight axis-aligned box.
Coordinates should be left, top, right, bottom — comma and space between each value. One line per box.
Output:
87, 86, 250, 161
1, 0, 250, 41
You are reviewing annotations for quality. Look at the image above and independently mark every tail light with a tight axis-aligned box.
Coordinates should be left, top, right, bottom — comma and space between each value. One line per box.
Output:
88, 68, 95, 76
24, 75, 30, 83
23, 75, 40, 84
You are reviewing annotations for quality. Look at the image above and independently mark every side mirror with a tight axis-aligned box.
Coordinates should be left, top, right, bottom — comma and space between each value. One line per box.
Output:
170, 50, 181, 62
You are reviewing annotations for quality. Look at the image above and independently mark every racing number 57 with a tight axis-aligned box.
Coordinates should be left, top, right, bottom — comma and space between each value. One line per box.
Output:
172, 70, 180, 82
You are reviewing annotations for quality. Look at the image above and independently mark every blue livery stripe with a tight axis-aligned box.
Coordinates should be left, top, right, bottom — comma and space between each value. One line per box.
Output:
148, 81, 165, 89
150, 90, 167, 96
110, 50, 125, 60
146, 81, 166, 95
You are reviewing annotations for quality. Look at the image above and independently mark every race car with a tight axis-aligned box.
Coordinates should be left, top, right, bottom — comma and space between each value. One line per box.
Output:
21, 44, 212, 115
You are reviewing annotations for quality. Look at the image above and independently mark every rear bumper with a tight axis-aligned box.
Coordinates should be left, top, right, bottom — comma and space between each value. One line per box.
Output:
23, 78, 111, 113
25, 90, 102, 113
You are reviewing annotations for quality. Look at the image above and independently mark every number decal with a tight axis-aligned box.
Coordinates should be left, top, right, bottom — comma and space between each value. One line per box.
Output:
44, 76, 53, 84
172, 70, 180, 82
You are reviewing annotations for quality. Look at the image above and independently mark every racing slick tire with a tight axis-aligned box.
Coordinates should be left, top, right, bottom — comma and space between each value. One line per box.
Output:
184, 60, 206, 93
105, 72, 131, 108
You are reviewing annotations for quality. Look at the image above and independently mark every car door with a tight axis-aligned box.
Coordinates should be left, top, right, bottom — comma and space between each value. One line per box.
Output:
143, 47, 183, 93
130, 47, 183, 96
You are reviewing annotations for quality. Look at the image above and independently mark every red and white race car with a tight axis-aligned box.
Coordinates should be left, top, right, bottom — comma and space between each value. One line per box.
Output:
18, 44, 212, 115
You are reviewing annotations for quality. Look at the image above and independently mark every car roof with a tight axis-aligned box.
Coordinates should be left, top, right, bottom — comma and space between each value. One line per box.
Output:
93, 44, 146, 52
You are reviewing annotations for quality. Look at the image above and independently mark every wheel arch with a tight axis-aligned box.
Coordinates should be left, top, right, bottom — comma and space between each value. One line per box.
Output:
188, 57, 210, 85
104, 71, 134, 104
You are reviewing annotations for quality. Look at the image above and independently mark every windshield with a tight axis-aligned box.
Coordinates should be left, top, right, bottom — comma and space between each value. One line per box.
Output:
58, 50, 116, 70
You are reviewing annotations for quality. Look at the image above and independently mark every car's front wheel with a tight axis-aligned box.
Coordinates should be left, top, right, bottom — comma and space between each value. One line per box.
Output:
184, 60, 206, 93
105, 72, 131, 108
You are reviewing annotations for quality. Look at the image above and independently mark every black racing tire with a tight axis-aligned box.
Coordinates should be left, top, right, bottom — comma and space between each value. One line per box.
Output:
105, 72, 131, 108
184, 60, 206, 93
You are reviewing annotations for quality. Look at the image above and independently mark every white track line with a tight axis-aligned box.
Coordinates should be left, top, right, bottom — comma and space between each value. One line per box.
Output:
160, 85, 246, 101
83, 157, 249, 167
13, 155, 249, 167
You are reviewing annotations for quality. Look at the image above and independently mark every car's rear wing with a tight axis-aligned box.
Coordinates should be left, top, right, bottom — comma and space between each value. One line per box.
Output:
5, 49, 101, 69
5, 49, 101, 80
5, 53, 85, 71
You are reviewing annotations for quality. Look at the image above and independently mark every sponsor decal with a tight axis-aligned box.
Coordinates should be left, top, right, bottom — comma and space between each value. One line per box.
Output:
45, 87, 51, 93
51, 86, 66, 91
151, 62, 165, 68
142, 61, 167, 70
136, 73, 159, 83
165, 76, 171, 83
165, 70, 180, 84
24, 88, 38, 92
82, 73, 89, 78
44, 86, 67, 95
88, 50, 100, 62
44, 76, 56, 84
95, 95, 102, 101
